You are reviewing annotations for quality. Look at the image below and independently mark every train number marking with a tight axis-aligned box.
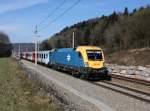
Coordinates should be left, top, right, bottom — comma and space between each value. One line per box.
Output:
67, 54, 71, 61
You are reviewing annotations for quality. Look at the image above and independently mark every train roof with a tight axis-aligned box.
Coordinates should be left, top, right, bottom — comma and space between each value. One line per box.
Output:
22, 46, 102, 53
76, 46, 102, 50
56, 48, 75, 52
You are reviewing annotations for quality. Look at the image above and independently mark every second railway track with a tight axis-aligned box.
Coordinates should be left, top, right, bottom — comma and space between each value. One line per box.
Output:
87, 78, 150, 103
110, 73, 150, 86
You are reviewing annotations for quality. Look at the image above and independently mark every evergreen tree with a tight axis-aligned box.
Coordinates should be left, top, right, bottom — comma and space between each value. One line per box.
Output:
139, 6, 144, 11
124, 7, 129, 16
133, 8, 137, 14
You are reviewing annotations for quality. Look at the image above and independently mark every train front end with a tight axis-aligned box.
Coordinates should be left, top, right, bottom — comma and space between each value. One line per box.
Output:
76, 46, 108, 78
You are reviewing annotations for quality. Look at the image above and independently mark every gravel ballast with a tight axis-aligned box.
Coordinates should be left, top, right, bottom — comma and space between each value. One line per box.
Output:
21, 60, 150, 111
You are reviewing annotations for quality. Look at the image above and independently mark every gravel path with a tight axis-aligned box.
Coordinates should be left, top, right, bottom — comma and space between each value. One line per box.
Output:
21, 60, 150, 111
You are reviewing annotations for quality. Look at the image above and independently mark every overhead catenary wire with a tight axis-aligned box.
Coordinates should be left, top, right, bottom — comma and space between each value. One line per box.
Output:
39, 0, 82, 32
37, 0, 66, 26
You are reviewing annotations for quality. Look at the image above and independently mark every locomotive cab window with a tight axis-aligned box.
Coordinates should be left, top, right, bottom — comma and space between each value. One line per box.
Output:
86, 50, 103, 61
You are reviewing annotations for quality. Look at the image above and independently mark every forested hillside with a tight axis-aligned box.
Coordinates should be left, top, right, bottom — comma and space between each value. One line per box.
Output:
13, 43, 35, 53
40, 6, 150, 54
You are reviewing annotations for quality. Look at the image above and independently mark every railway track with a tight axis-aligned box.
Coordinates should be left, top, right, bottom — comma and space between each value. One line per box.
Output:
88, 77, 150, 103
58, 68, 150, 103
102, 80, 150, 96
110, 73, 150, 86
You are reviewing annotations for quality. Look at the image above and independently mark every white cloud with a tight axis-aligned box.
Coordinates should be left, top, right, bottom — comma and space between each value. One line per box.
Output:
0, 23, 20, 33
0, 23, 34, 43
0, 0, 48, 14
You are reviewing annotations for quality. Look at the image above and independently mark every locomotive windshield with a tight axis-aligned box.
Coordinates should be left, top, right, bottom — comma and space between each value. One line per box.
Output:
86, 50, 103, 61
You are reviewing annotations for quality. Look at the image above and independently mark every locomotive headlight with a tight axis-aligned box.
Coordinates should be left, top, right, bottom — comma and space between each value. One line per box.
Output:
84, 62, 89, 67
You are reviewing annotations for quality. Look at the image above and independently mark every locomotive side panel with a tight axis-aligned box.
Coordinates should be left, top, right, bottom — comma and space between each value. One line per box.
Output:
49, 48, 84, 68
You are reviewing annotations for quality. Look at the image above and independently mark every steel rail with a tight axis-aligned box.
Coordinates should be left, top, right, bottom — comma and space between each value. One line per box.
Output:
88, 81, 150, 103
102, 80, 150, 96
110, 74, 150, 86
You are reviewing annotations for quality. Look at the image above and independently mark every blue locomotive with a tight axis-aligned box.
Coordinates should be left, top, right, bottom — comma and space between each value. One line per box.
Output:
21, 46, 108, 79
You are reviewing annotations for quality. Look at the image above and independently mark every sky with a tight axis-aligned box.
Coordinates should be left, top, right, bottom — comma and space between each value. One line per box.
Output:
0, 0, 149, 43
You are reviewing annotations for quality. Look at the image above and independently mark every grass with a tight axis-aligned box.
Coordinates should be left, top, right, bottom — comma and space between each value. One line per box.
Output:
0, 58, 63, 111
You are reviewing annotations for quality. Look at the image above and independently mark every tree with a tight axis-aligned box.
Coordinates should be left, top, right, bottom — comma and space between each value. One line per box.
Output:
83, 28, 91, 45
0, 32, 12, 57
40, 39, 51, 50
0, 32, 10, 43
109, 11, 118, 23
139, 6, 144, 11
133, 8, 137, 14
124, 7, 129, 16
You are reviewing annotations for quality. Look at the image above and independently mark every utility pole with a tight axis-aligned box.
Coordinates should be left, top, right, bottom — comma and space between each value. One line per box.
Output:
19, 43, 21, 60
34, 25, 38, 66
72, 31, 75, 48
37, 41, 40, 51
